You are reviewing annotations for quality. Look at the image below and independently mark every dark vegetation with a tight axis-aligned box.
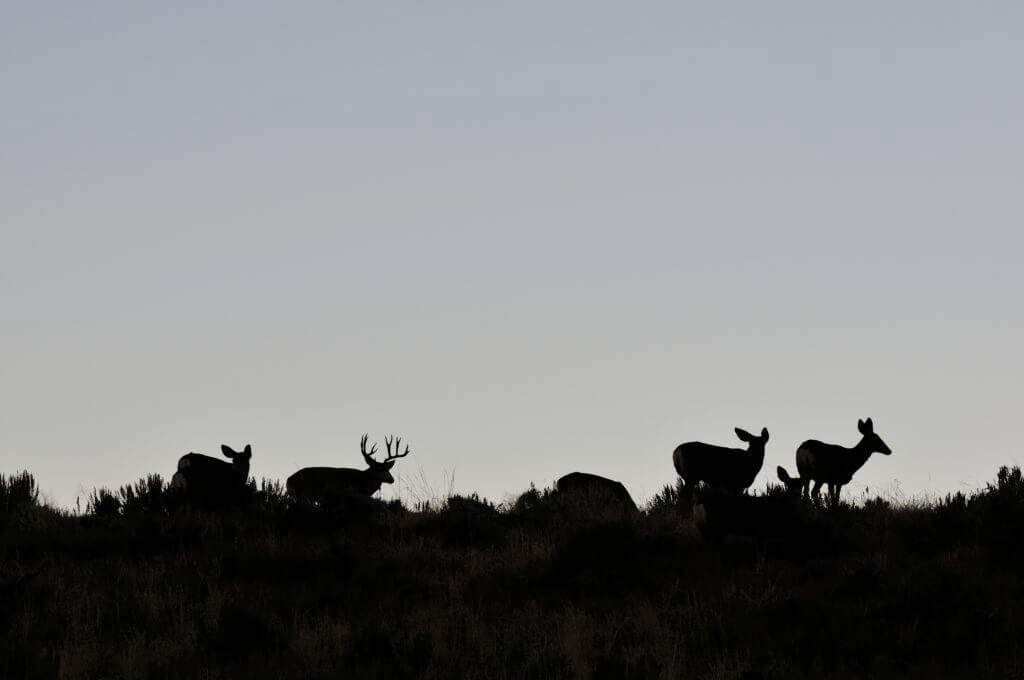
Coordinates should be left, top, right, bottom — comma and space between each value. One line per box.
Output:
3, 467, 1024, 679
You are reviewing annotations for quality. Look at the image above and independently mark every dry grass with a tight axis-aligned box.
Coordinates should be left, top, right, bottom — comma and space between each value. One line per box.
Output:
2, 468, 1024, 679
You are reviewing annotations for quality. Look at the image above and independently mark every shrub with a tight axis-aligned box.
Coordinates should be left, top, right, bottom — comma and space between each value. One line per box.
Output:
983, 465, 1024, 503
0, 471, 39, 513
86, 487, 123, 517
644, 480, 685, 520
970, 465, 1024, 565
251, 477, 289, 513
415, 493, 508, 547
82, 475, 170, 517
510, 482, 550, 514
118, 474, 168, 517
7, 465, 1024, 678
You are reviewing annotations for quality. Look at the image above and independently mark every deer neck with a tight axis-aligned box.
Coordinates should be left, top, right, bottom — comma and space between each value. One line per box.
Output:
233, 460, 250, 479
842, 438, 874, 476
362, 467, 386, 495
749, 448, 766, 471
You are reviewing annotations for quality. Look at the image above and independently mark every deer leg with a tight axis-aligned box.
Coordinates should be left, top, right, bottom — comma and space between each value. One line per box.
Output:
825, 484, 840, 507
801, 477, 811, 499
811, 480, 824, 504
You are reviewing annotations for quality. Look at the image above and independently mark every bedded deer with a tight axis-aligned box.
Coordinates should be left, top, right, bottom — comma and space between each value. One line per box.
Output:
170, 444, 252, 508
673, 427, 770, 495
286, 434, 410, 506
555, 472, 637, 511
693, 466, 805, 543
796, 417, 891, 505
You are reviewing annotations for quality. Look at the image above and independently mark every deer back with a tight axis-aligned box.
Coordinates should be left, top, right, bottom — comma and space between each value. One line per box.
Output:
796, 440, 868, 485
179, 453, 250, 484
286, 466, 383, 503
172, 453, 249, 507
555, 472, 637, 510
673, 443, 762, 490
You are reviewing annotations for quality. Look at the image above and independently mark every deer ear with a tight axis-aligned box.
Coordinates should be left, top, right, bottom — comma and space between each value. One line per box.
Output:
857, 419, 866, 434
734, 428, 752, 442
243, 444, 252, 459
776, 466, 789, 482
761, 427, 769, 441
221, 445, 235, 459
864, 417, 873, 433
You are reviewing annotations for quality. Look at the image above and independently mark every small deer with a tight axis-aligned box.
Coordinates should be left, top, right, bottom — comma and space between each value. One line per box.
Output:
673, 427, 770, 495
170, 444, 252, 508
795, 417, 891, 505
775, 466, 803, 495
555, 472, 637, 511
693, 466, 805, 543
286, 434, 410, 506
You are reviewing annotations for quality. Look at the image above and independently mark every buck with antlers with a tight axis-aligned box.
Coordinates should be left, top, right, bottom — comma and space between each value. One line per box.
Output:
673, 427, 770, 495
170, 444, 252, 508
286, 434, 411, 506
796, 417, 892, 505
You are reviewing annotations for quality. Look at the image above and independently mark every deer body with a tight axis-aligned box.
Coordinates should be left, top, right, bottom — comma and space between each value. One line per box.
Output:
694, 466, 805, 542
287, 434, 410, 506
555, 472, 637, 511
170, 444, 251, 508
796, 418, 891, 504
673, 427, 769, 492
287, 467, 391, 503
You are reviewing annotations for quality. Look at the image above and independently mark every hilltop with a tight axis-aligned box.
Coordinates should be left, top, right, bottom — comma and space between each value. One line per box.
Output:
2, 467, 1024, 679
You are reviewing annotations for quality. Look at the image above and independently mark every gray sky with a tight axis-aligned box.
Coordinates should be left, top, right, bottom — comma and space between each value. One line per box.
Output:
3, 3, 1022, 508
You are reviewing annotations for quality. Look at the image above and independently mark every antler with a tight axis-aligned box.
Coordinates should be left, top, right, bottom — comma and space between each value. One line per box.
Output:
360, 433, 378, 464
383, 435, 411, 463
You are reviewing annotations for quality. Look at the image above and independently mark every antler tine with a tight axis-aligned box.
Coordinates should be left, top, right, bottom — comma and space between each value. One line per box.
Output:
360, 433, 378, 462
383, 434, 411, 461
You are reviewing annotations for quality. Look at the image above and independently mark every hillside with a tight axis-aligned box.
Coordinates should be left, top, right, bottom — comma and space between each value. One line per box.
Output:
2, 467, 1024, 679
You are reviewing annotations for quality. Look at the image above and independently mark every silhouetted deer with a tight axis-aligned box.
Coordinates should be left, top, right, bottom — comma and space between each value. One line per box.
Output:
776, 466, 803, 495
796, 417, 891, 505
286, 434, 410, 506
170, 444, 252, 508
555, 472, 637, 511
673, 427, 770, 495
693, 466, 805, 543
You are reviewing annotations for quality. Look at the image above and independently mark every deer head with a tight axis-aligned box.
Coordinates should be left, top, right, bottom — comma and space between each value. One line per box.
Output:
776, 466, 803, 496
220, 444, 252, 475
360, 433, 411, 484
735, 427, 770, 460
857, 418, 891, 455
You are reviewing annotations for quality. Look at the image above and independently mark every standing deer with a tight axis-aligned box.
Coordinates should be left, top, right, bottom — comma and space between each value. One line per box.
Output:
555, 472, 637, 511
286, 434, 410, 506
170, 444, 252, 508
673, 427, 770, 495
693, 466, 806, 543
796, 417, 891, 505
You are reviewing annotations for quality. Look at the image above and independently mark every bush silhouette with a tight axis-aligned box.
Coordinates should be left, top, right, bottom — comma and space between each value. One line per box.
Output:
2, 466, 1023, 678
0, 471, 38, 513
